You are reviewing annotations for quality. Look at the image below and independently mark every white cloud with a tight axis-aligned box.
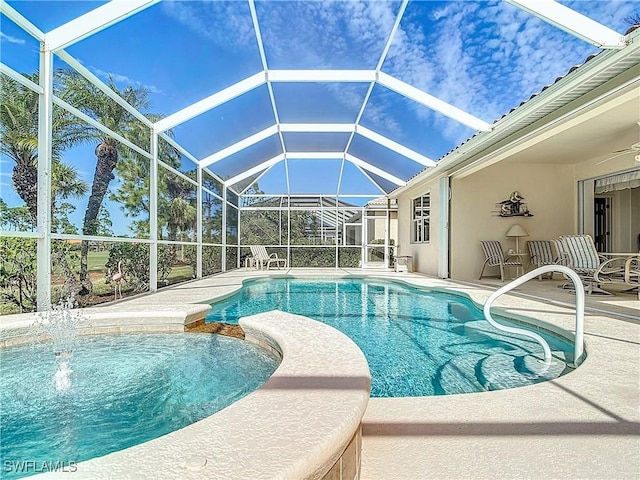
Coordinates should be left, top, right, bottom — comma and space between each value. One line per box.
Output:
362, 99, 403, 137
561, 0, 636, 32
90, 67, 163, 95
0, 32, 25, 45
379, 0, 632, 144
161, 0, 636, 151
161, 0, 256, 49
255, 1, 401, 130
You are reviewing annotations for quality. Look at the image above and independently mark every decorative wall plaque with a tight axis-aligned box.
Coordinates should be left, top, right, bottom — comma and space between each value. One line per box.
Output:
494, 191, 533, 217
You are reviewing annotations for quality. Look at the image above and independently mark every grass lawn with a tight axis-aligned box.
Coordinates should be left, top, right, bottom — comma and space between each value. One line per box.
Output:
87, 250, 110, 272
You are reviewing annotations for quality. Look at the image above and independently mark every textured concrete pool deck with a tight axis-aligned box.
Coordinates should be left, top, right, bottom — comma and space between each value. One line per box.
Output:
31, 268, 640, 479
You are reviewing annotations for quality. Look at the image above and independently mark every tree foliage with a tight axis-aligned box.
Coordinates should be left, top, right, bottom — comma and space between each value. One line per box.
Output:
56, 69, 155, 295
0, 237, 37, 313
0, 72, 89, 223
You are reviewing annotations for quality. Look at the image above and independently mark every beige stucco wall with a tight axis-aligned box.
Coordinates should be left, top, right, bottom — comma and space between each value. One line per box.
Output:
395, 177, 442, 276
395, 156, 637, 280
450, 162, 576, 280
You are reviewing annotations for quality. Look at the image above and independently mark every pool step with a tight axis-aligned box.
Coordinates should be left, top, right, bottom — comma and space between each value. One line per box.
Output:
436, 350, 567, 394
435, 352, 489, 395
479, 353, 566, 391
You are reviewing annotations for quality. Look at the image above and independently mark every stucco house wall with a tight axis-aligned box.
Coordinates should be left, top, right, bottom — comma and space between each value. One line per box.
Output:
395, 176, 443, 276
449, 162, 575, 280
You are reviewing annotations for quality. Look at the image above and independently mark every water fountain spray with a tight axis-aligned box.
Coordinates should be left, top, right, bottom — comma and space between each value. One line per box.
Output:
33, 297, 84, 393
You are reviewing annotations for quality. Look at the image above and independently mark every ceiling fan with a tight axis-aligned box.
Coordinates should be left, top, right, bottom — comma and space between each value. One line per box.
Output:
596, 122, 640, 165
596, 142, 640, 165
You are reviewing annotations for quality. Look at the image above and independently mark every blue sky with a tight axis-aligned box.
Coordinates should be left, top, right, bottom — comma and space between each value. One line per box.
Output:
1, 0, 637, 234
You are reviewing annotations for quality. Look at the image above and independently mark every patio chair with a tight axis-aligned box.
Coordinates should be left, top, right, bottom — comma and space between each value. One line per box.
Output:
624, 256, 639, 300
551, 239, 571, 267
527, 240, 558, 279
249, 246, 287, 270
559, 235, 627, 295
479, 240, 523, 281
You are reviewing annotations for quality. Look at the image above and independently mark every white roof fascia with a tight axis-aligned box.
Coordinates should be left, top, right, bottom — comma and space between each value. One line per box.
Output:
157, 132, 200, 166
505, 0, 626, 49
0, 63, 43, 93
53, 96, 152, 160
225, 154, 285, 186
268, 70, 376, 83
200, 125, 279, 167
0, 0, 45, 41
378, 72, 492, 132
280, 123, 354, 133
345, 154, 406, 186
356, 125, 435, 166
453, 76, 640, 179
154, 72, 266, 133
56, 50, 154, 128
46, 0, 160, 51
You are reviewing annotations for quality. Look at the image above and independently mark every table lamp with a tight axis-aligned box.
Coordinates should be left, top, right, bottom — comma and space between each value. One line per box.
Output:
505, 224, 529, 254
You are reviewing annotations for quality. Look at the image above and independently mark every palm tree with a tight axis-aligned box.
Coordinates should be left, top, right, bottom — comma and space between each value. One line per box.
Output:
0, 73, 87, 222
0, 73, 89, 302
163, 172, 197, 241
56, 70, 152, 295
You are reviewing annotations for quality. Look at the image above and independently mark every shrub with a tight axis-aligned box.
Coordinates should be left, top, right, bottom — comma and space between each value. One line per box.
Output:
105, 243, 174, 293
0, 237, 37, 313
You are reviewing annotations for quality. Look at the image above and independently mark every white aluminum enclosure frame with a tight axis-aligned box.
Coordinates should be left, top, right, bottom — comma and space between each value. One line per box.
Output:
506, 0, 625, 49
0, 0, 630, 308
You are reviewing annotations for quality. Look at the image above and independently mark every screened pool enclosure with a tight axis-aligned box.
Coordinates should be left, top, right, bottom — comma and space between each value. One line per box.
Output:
0, 0, 633, 312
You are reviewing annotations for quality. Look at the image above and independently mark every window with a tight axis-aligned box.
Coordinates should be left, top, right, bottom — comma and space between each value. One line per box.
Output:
412, 194, 430, 243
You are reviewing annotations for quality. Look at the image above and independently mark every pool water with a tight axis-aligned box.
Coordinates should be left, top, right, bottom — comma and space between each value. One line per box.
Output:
206, 277, 575, 397
0, 333, 279, 478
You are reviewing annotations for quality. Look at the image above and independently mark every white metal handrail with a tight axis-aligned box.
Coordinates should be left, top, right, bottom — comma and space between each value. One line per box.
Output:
483, 265, 585, 366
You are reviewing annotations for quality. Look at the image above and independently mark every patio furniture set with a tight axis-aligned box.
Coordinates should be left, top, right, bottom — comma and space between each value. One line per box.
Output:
479, 235, 640, 297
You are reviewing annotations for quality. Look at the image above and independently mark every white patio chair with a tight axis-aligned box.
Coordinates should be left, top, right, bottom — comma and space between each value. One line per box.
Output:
624, 256, 639, 300
560, 235, 626, 295
479, 240, 523, 281
527, 240, 558, 279
250, 246, 287, 270
551, 239, 571, 267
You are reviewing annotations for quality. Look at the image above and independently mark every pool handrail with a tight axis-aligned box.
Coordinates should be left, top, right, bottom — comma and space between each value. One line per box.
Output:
483, 265, 585, 366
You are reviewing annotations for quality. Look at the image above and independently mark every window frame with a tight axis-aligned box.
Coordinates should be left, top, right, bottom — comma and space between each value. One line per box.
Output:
412, 194, 430, 244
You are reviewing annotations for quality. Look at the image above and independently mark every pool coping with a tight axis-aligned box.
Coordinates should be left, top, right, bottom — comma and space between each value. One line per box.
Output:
27, 309, 370, 479
124, 268, 639, 479
0, 303, 211, 348
1, 268, 638, 479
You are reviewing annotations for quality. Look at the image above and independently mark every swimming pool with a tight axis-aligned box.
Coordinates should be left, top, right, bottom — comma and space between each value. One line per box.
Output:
0, 333, 279, 478
206, 277, 575, 397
